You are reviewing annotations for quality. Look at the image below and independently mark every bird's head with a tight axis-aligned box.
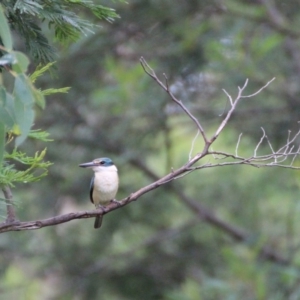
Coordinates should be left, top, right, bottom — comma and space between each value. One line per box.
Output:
79, 157, 115, 172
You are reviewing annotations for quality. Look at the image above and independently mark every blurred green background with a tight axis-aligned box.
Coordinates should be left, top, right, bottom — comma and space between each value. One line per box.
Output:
2, 0, 300, 299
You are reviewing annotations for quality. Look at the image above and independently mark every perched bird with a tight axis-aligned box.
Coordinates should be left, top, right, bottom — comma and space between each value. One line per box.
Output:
79, 157, 119, 229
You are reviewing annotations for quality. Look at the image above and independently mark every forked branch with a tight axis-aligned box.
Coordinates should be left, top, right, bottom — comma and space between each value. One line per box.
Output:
140, 57, 208, 144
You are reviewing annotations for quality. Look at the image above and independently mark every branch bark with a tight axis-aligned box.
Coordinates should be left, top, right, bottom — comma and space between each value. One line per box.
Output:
2, 186, 18, 223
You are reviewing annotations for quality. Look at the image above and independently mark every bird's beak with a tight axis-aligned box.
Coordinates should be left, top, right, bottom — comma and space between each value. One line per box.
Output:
79, 161, 96, 168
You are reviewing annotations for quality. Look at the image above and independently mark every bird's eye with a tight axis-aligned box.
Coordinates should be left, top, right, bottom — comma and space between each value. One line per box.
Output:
100, 161, 105, 165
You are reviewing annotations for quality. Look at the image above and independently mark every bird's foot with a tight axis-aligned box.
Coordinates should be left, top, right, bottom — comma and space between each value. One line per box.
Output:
96, 205, 106, 213
110, 199, 121, 206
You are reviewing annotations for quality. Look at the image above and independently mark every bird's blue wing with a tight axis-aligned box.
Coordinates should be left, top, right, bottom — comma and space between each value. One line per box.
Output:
89, 176, 94, 204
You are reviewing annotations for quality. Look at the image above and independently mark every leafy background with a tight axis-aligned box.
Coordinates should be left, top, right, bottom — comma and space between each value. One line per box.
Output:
1, 0, 300, 299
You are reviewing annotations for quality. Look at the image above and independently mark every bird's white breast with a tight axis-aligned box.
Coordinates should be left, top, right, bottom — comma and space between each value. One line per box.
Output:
92, 165, 118, 206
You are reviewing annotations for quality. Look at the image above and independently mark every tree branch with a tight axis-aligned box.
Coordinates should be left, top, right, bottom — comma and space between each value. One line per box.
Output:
2, 186, 18, 223
211, 77, 275, 143
140, 57, 209, 144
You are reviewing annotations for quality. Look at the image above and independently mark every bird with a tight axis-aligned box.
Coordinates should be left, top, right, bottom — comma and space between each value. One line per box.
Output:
79, 157, 119, 229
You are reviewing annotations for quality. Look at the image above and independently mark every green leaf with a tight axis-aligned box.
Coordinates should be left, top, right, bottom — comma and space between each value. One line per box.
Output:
1, 148, 52, 186
0, 5, 12, 50
13, 76, 35, 146
32, 88, 45, 109
0, 86, 6, 102
14, 103, 34, 147
42, 87, 71, 96
12, 51, 30, 73
0, 123, 5, 168
0, 87, 15, 128
28, 129, 53, 142
14, 75, 34, 105
29, 62, 56, 83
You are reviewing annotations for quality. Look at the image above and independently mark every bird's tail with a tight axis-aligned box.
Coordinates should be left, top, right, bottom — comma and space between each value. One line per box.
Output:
94, 215, 103, 229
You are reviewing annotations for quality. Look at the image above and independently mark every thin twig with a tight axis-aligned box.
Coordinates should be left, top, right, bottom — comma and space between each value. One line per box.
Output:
222, 89, 233, 107
212, 79, 249, 141
265, 137, 275, 154
278, 127, 300, 153
241, 77, 276, 98
254, 127, 266, 157
290, 146, 300, 166
140, 57, 208, 144
236, 133, 243, 157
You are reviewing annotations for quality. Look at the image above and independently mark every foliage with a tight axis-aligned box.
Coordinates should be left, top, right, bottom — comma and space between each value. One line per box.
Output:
0, 5, 45, 160
0, 7, 60, 193
0, 148, 52, 187
1, 0, 121, 64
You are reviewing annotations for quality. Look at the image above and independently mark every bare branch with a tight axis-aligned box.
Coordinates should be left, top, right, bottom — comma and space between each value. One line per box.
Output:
278, 127, 300, 153
254, 128, 266, 157
265, 133, 276, 156
290, 146, 300, 166
211, 78, 276, 145
140, 59, 279, 176
211, 78, 249, 142
236, 133, 243, 157
238, 78, 249, 92
163, 73, 169, 90
222, 88, 234, 107
241, 77, 276, 98
140, 57, 208, 143
191, 160, 300, 171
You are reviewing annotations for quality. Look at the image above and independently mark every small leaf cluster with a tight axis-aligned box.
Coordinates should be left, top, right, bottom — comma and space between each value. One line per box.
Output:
1, 0, 120, 64
0, 148, 52, 188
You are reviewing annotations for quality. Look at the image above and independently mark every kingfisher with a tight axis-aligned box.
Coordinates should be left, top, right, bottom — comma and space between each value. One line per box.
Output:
79, 157, 119, 229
